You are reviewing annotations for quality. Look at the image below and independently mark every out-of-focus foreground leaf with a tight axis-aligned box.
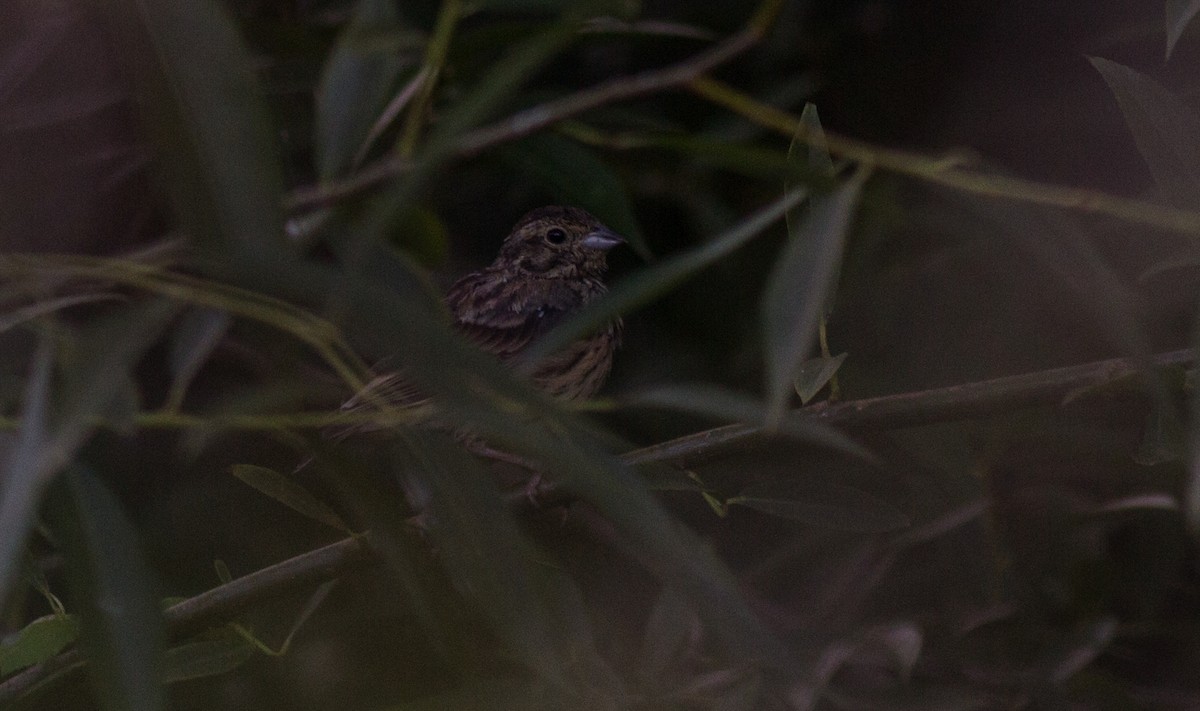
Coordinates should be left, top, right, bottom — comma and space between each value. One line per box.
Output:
1166, 0, 1200, 59
761, 169, 866, 425
0, 299, 176, 608
101, 0, 285, 253
0, 614, 79, 677
315, 0, 420, 180
393, 433, 622, 700
1089, 56, 1200, 208
45, 465, 166, 711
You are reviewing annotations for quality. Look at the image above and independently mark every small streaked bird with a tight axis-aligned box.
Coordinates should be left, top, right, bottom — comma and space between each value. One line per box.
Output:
334, 206, 625, 438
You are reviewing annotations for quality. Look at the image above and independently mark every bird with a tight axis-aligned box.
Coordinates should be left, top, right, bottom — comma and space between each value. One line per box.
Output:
332, 205, 625, 439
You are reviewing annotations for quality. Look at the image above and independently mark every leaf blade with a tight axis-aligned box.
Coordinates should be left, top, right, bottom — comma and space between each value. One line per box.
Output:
761, 170, 867, 425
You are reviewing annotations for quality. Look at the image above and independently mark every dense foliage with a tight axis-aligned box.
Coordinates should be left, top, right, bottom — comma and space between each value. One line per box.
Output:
4, 1, 1200, 709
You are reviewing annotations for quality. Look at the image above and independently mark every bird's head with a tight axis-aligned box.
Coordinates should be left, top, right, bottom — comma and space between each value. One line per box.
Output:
496, 206, 625, 279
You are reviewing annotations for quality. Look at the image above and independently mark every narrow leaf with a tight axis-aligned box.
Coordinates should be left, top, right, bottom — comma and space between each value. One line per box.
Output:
0, 298, 175, 608
793, 352, 847, 404
163, 638, 255, 683
102, 0, 285, 251
315, 0, 419, 179
1089, 56, 1200, 208
1166, 0, 1200, 59
728, 480, 909, 532
762, 170, 868, 424
637, 585, 698, 684
46, 465, 166, 711
0, 614, 79, 676
166, 307, 231, 411
394, 434, 586, 687
230, 464, 351, 533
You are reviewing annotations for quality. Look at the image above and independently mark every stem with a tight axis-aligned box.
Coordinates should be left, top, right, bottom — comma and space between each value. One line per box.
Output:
397, 0, 463, 158
688, 76, 1200, 238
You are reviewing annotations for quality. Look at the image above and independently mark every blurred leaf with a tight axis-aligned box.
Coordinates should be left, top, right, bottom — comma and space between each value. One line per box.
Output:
710, 673, 764, 711
230, 579, 337, 657
498, 133, 649, 257
162, 637, 255, 683
230, 464, 351, 533
1166, 0, 1200, 59
622, 383, 875, 463
393, 676, 576, 710
761, 168, 867, 426
1087, 493, 1179, 519
790, 103, 833, 179
45, 465, 166, 711
1089, 56, 1200, 208
637, 585, 698, 686
1134, 401, 1185, 465
103, 0, 285, 253
523, 187, 809, 367
0, 299, 176, 608
0, 294, 123, 335
864, 623, 923, 681
394, 433, 613, 694
793, 352, 847, 404
728, 480, 909, 532
0, 614, 79, 676
316, 0, 420, 179
1046, 617, 1118, 685
390, 206, 450, 267
561, 125, 806, 179
166, 307, 231, 411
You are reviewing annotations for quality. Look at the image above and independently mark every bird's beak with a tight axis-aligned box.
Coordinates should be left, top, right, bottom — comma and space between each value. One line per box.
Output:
581, 226, 625, 251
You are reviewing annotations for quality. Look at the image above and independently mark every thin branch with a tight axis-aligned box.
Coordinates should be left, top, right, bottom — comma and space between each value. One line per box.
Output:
688, 76, 1200, 238
1, 350, 1190, 702
623, 348, 1194, 469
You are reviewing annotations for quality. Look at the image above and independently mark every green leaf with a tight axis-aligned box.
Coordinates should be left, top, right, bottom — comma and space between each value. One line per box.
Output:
315, 0, 420, 179
230, 464, 351, 533
45, 465, 166, 711
393, 433, 607, 690
1134, 401, 1185, 466
0, 300, 177, 608
1089, 56, 1200, 208
761, 169, 867, 425
1166, 0, 1200, 59
522, 187, 809, 367
0, 614, 79, 676
166, 307, 231, 411
162, 638, 255, 684
793, 352, 847, 404
728, 480, 909, 532
102, 0, 285, 252
498, 133, 650, 258
637, 585, 698, 685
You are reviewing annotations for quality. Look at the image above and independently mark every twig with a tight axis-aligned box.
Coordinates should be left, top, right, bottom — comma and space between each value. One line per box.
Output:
623, 348, 1194, 469
688, 76, 1200, 238
1, 349, 1190, 702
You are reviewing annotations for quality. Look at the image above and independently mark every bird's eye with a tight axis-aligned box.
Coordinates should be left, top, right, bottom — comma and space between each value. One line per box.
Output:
545, 228, 567, 245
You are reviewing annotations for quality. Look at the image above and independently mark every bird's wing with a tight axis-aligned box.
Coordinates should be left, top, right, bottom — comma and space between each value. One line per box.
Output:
446, 273, 586, 362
